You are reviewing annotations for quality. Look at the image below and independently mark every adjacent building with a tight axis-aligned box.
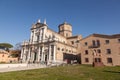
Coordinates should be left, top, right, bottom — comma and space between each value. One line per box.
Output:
80, 34, 120, 66
0, 49, 18, 63
21, 19, 120, 66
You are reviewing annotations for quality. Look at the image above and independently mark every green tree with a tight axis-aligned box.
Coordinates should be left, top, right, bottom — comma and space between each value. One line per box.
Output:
0, 43, 13, 51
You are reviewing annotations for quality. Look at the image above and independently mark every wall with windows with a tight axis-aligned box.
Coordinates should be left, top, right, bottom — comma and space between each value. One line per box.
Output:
80, 35, 120, 66
47, 29, 68, 44
56, 42, 78, 62
0, 50, 18, 63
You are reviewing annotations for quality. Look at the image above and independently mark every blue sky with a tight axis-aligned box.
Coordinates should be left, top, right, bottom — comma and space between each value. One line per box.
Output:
0, 0, 120, 46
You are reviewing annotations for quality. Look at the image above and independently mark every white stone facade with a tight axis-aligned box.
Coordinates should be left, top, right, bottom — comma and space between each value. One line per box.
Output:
21, 20, 82, 65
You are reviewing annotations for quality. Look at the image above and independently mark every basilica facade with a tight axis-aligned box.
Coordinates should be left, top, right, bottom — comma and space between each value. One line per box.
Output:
20, 20, 82, 65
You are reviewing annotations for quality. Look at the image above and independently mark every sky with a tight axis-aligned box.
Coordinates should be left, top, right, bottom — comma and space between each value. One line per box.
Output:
0, 0, 120, 46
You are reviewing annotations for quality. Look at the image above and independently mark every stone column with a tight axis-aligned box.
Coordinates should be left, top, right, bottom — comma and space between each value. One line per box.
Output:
53, 45, 56, 62
27, 47, 31, 62
41, 46, 44, 61
41, 28, 44, 42
37, 46, 41, 62
20, 48, 24, 63
42, 28, 45, 41
30, 52, 32, 62
20, 48, 24, 60
30, 31, 33, 43
48, 45, 51, 61
23, 49, 27, 62
33, 30, 36, 42
43, 53, 45, 62
47, 45, 51, 65
39, 29, 42, 41
31, 52, 34, 62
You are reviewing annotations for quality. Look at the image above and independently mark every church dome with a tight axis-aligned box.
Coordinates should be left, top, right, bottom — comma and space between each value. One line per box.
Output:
58, 22, 72, 28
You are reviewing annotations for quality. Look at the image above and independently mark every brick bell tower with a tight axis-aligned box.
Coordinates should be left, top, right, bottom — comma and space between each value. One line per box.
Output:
58, 22, 72, 37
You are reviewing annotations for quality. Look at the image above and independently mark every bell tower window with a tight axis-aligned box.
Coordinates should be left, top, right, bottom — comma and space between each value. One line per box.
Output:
66, 33, 68, 37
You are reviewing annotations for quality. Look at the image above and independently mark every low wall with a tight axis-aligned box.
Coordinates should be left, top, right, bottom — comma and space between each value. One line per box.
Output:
0, 63, 27, 68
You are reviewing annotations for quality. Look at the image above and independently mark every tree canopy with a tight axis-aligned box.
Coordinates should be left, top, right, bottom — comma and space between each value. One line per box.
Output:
0, 43, 13, 49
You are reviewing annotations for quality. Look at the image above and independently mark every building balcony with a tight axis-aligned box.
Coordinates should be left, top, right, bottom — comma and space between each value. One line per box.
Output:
88, 44, 100, 48
22, 37, 60, 45
31, 39, 56, 44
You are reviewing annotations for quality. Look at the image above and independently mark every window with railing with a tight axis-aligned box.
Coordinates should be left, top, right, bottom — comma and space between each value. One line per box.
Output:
106, 49, 111, 54
95, 58, 101, 62
69, 50, 71, 52
92, 40, 96, 46
89, 40, 100, 48
107, 58, 112, 63
84, 42, 88, 46
97, 49, 101, 53
57, 47, 60, 51
71, 41, 74, 44
105, 40, 110, 44
85, 50, 89, 55
2, 54, 4, 57
118, 39, 120, 43
62, 48, 64, 51
66, 49, 68, 52
85, 58, 89, 62
97, 40, 100, 46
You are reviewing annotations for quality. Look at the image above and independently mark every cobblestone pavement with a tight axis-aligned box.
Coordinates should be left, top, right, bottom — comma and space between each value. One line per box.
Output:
0, 64, 47, 73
